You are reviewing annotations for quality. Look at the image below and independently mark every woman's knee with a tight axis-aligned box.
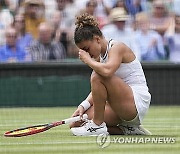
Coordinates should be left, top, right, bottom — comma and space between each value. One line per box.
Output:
91, 72, 106, 84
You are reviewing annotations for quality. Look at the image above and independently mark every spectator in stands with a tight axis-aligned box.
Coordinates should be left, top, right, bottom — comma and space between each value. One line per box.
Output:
165, 10, 180, 63
113, 0, 128, 13
0, 0, 14, 27
64, 0, 79, 30
149, 0, 173, 36
17, 0, 25, 7
78, 0, 113, 29
6, 0, 17, 15
56, 0, 67, 11
55, 0, 68, 29
43, 0, 57, 20
78, 0, 98, 16
173, 0, 180, 16
55, 0, 82, 58
51, 11, 68, 50
0, 26, 30, 63
149, 0, 174, 59
0, 0, 14, 45
125, 0, 144, 16
94, 0, 112, 28
0, 23, 5, 46
28, 22, 66, 61
51, 10, 78, 58
24, 0, 45, 39
135, 12, 165, 61
14, 14, 33, 53
102, 7, 141, 60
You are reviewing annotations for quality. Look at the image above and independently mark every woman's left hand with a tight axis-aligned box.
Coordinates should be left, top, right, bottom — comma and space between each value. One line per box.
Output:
78, 49, 92, 64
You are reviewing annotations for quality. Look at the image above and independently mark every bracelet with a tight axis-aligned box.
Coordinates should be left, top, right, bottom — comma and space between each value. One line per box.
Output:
78, 100, 91, 111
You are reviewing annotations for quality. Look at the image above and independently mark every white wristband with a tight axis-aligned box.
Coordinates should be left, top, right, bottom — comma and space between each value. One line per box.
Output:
79, 100, 91, 111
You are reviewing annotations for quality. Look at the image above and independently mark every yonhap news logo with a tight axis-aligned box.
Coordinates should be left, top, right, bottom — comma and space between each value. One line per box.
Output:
96, 134, 111, 148
96, 135, 176, 148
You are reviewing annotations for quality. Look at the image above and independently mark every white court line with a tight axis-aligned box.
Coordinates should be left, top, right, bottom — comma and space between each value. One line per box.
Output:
1, 118, 179, 123
0, 141, 96, 146
145, 118, 180, 121
0, 138, 179, 146
0, 118, 179, 125
1, 125, 180, 128
146, 127, 180, 129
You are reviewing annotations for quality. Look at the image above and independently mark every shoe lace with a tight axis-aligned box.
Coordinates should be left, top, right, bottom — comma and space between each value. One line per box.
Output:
84, 120, 93, 128
81, 120, 96, 130
80, 119, 89, 127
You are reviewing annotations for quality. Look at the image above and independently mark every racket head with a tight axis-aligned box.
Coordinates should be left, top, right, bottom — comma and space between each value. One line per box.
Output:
4, 123, 51, 137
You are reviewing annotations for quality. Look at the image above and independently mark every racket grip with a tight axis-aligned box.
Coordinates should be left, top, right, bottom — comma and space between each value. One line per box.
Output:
64, 114, 88, 124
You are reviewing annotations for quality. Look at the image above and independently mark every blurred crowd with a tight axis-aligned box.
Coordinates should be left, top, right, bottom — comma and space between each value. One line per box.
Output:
0, 0, 180, 63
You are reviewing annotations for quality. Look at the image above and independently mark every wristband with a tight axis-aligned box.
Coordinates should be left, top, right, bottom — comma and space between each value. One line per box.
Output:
78, 100, 91, 111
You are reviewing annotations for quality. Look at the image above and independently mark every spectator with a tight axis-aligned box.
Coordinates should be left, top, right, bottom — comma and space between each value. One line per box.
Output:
51, 10, 78, 58
102, 7, 140, 60
149, 0, 174, 59
51, 11, 65, 44
135, 12, 165, 61
165, 10, 180, 63
50, 10, 69, 55
78, 0, 98, 16
43, 0, 56, 20
0, 23, 5, 46
55, 0, 68, 29
55, 0, 77, 40
0, 0, 14, 28
113, 0, 128, 13
78, 0, 113, 29
149, 0, 173, 36
24, 0, 45, 39
173, 0, 180, 16
14, 14, 33, 53
6, 0, 17, 15
125, 0, 144, 16
28, 22, 66, 61
0, 26, 30, 63
17, 0, 26, 7
94, 0, 112, 28
56, 0, 67, 12
0, 0, 14, 45
64, 0, 79, 30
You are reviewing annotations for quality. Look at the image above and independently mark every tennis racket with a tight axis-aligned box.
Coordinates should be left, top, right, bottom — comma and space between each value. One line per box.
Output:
4, 114, 88, 137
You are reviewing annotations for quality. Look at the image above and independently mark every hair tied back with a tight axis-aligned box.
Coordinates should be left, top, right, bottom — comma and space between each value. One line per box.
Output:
75, 13, 99, 30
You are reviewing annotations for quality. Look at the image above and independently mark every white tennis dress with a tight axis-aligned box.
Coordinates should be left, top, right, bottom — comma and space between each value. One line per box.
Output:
100, 39, 151, 125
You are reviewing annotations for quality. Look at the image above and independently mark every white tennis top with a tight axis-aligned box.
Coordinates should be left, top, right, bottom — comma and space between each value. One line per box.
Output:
100, 39, 148, 87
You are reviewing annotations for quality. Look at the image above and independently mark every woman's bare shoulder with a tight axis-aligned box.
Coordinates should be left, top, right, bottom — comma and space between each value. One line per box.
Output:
110, 41, 135, 62
110, 41, 128, 53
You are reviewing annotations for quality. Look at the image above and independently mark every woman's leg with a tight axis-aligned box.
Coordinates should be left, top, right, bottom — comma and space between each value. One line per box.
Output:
70, 72, 137, 135
70, 103, 124, 134
70, 103, 121, 127
91, 72, 137, 125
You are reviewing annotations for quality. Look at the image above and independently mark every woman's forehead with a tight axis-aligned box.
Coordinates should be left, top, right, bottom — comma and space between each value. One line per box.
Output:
77, 40, 92, 48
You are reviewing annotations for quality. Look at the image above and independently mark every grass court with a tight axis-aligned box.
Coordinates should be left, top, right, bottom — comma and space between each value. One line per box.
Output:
0, 106, 179, 154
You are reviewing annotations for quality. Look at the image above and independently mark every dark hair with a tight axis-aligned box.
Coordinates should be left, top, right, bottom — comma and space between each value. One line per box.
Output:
74, 13, 102, 44
86, 1, 97, 7
0, 0, 7, 9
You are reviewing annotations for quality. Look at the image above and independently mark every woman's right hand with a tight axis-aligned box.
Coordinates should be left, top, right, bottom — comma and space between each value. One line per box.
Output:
72, 105, 85, 118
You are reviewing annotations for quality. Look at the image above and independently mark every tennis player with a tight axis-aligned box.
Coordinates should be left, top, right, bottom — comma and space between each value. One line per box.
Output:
70, 13, 151, 136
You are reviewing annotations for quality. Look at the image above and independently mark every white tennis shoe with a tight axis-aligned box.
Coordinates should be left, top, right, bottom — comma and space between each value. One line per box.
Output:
117, 124, 152, 135
71, 120, 109, 136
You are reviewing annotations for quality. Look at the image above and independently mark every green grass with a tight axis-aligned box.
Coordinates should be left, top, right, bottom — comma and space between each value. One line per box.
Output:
0, 106, 179, 154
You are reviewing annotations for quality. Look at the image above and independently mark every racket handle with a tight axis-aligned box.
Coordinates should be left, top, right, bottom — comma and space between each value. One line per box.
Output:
64, 114, 88, 124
